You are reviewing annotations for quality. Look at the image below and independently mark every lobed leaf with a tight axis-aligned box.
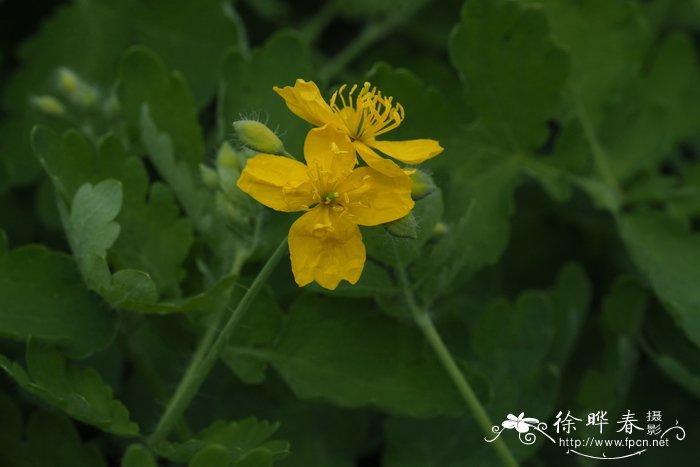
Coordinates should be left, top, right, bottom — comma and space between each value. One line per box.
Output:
0, 241, 116, 356
0, 341, 138, 436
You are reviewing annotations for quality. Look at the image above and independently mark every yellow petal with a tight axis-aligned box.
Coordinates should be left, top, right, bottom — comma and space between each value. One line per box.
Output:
337, 167, 415, 226
273, 79, 337, 127
236, 154, 313, 212
304, 125, 357, 186
288, 206, 365, 290
367, 138, 444, 165
353, 141, 407, 177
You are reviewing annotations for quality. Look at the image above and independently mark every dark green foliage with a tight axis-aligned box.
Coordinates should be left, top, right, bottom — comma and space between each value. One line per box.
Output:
1, 0, 699, 465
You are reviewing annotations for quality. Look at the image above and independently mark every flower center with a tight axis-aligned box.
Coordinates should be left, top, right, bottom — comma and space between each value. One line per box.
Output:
322, 191, 339, 204
329, 82, 405, 140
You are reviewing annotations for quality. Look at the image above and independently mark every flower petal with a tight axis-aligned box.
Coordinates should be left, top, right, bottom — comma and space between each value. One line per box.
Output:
237, 154, 313, 212
289, 206, 365, 290
367, 138, 444, 165
502, 421, 517, 429
337, 167, 414, 226
273, 79, 338, 127
515, 422, 530, 433
304, 125, 357, 185
353, 141, 407, 178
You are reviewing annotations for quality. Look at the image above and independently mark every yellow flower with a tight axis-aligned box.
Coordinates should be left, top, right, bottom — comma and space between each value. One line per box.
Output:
274, 79, 444, 177
237, 125, 414, 290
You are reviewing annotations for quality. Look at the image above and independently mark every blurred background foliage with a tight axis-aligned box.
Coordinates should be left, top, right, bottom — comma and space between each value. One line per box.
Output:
1, 0, 700, 465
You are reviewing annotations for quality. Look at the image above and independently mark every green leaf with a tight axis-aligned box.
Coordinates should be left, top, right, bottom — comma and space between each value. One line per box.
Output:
67, 179, 122, 284
0, 341, 139, 436
155, 418, 288, 464
117, 46, 204, 169
121, 444, 158, 467
449, 0, 569, 151
471, 294, 556, 388
384, 265, 579, 466
0, 244, 116, 356
31, 126, 94, 202
219, 31, 314, 155
602, 276, 648, 337
410, 127, 521, 299
111, 182, 193, 297
619, 210, 700, 346
190, 445, 230, 467
321, 261, 397, 299
270, 404, 370, 467
33, 126, 240, 311
547, 263, 592, 366
6, 0, 238, 112
6, 411, 108, 467
1, 0, 238, 190
138, 103, 212, 236
63, 179, 161, 307
124, 0, 240, 108
539, 0, 650, 124
364, 63, 459, 143
602, 33, 700, 182
224, 286, 284, 384
256, 294, 466, 417
641, 298, 700, 399
235, 448, 274, 467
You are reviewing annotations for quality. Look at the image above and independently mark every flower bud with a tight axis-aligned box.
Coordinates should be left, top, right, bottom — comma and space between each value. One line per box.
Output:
384, 213, 418, 239
410, 170, 436, 200
199, 164, 219, 189
431, 221, 448, 239
56, 67, 98, 108
216, 141, 240, 169
31, 95, 65, 116
233, 119, 285, 155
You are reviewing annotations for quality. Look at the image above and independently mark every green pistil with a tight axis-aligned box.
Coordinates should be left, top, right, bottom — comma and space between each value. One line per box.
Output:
323, 191, 339, 204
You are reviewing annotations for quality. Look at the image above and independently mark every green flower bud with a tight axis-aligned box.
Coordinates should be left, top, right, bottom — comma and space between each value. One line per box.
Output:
216, 141, 240, 169
199, 164, 219, 189
233, 119, 285, 155
431, 221, 448, 239
56, 67, 99, 108
31, 95, 65, 116
410, 170, 436, 200
384, 213, 418, 239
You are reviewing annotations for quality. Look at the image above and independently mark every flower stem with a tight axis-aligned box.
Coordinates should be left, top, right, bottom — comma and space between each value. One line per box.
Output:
148, 237, 288, 445
395, 264, 519, 467
300, 0, 339, 46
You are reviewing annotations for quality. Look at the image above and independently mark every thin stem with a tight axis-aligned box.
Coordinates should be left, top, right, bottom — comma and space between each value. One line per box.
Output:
148, 237, 288, 445
300, 0, 339, 46
319, 1, 426, 82
395, 264, 519, 467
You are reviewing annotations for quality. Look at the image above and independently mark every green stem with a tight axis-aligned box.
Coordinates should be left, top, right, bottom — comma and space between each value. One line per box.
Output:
319, 1, 426, 82
395, 265, 519, 467
148, 237, 288, 445
301, 1, 339, 46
